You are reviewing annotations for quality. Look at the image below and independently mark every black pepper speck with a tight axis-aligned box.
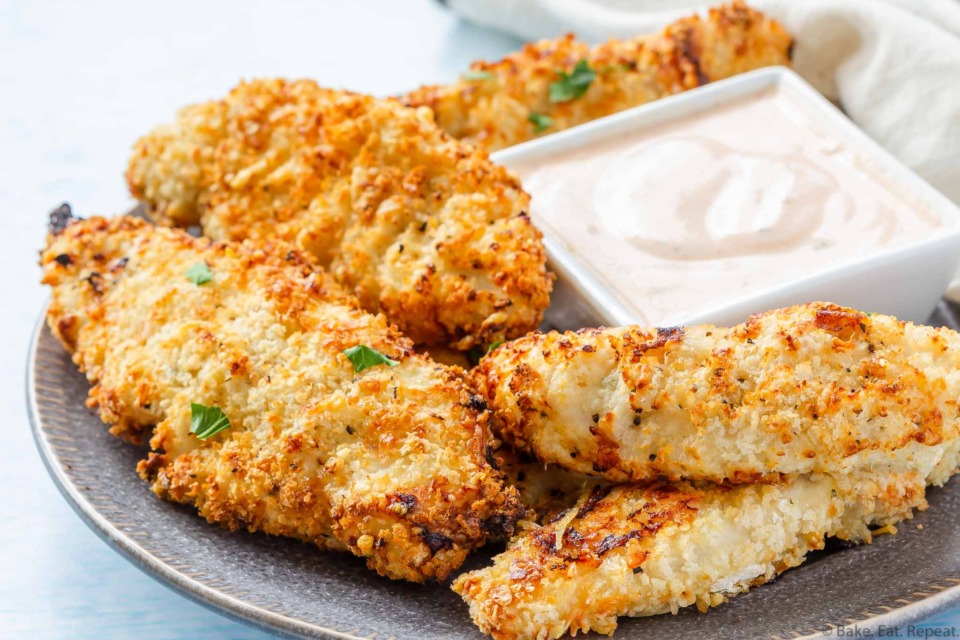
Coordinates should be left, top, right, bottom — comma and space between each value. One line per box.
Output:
48, 203, 75, 234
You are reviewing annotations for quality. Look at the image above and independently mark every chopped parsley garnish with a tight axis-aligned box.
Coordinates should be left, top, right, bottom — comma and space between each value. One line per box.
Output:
185, 261, 213, 285
527, 112, 553, 133
463, 70, 494, 82
466, 341, 505, 367
601, 64, 631, 74
344, 345, 399, 372
549, 60, 596, 103
190, 403, 232, 439
467, 345, 485, 367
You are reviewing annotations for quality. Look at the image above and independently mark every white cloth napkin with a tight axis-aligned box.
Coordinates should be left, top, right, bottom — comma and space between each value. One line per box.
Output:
445, 0, 960, 301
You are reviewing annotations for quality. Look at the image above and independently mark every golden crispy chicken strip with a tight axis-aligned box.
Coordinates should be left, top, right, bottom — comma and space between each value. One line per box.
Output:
467, 423, 960, 640
476, 303, 960, 484
454, 461, 956, 640
40, 211, 522, 582
403, 1, 792, 152
453, 472, 939, 640
126, 79, 552, 350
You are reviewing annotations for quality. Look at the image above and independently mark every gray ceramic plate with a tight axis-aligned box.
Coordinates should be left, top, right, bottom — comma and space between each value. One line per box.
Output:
27, 302, 960, 639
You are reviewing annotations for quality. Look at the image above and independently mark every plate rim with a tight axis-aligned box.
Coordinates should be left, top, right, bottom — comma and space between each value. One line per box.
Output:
25, 304, 960, 639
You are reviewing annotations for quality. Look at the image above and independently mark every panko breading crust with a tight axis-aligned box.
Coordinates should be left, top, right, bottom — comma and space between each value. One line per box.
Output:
40, 213, 522, 582
126, 79, 552, 350
494, 444, 606, 523
453, 467, 942, 640
476, 303, 960, 485
403, 1, 792, 152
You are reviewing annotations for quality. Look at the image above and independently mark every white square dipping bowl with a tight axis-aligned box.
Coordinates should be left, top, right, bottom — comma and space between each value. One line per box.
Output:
491, 67, 960, 331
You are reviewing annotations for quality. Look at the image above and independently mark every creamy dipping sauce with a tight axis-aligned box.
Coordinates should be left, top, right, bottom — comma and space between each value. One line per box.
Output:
509, 87, 944, 326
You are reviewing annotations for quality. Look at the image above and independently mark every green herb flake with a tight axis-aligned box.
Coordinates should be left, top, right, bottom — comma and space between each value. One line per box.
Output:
343, 345, 399, 373
185, 261, 213, 285
527, 112, 553, 133
190, 403, 232, 439
549, 60, 596, 103
463, 70, 495, 82
601, 64, 631, 74
467, 340, 504, 367
466, 345, 485, 368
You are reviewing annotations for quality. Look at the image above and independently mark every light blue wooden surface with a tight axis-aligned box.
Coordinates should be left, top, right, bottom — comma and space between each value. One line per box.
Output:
1, 0, 957, 637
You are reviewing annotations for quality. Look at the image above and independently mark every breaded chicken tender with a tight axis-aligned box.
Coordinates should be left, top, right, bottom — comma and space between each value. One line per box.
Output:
126, 79, 552, 350
454, 467, 946, 640
403, 1, 792, 152
476, 303, 960, 485
40, 211, 522, 582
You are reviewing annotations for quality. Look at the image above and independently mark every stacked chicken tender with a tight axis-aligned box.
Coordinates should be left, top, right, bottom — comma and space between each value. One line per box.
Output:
126, 78, 553, 351
461, 304, 960, 639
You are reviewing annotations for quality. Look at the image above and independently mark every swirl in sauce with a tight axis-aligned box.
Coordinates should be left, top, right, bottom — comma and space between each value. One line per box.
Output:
509, 87, 942, 325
